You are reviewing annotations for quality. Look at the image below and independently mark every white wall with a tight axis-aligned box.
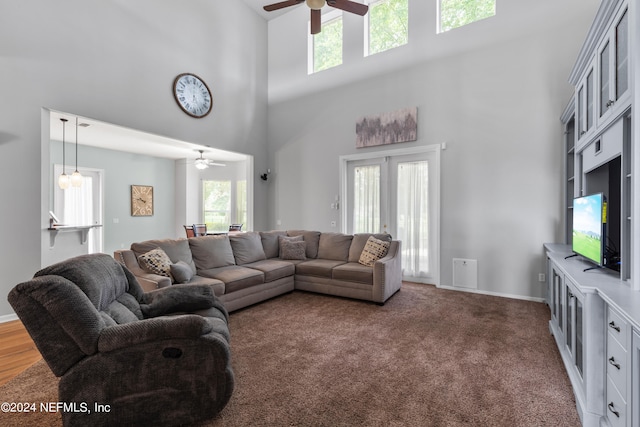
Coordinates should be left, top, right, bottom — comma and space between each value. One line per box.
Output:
0, 0, 267, 319
266, 0, 601, 300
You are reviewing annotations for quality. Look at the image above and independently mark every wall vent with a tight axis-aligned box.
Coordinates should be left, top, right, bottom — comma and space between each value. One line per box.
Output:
453, 258, 478, 289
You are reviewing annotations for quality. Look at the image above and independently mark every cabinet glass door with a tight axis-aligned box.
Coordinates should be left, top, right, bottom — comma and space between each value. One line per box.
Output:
575, 296, 583, 376
566, 288, 573, 350
600, 41, 610, 117
615, 8, 628, 100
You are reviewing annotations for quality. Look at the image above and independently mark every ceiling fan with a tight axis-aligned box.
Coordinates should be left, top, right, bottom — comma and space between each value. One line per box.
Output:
263, 0, 368, 35
194, 149, 226, 170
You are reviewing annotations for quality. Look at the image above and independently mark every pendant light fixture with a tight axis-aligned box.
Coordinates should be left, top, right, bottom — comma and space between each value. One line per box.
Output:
58, 118, 70, 190
70, 117, 83, 187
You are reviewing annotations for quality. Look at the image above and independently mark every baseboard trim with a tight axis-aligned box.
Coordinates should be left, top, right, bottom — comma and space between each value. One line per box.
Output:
0, 313, 19, 323
437, 285, 545, 303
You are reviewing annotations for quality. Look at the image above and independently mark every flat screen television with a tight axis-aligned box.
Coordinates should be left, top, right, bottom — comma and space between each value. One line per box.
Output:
572, 193, 606, 268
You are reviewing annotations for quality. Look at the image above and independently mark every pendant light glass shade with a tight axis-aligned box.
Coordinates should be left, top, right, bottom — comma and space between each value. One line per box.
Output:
58, 118, 70, 190
71, 117, 83, 187
306, 0, 325, 10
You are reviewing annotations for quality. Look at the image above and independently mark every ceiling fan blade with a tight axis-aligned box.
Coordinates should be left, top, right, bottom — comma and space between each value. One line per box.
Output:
327, 0, 368, 16
263, 0, 304, 12
310, 9, 321, 34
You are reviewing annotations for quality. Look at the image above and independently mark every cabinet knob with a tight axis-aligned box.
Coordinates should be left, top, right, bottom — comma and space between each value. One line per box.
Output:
608, 357, 621, 370
607, 402, 620, 418
606, 100, 615, 108
608, 321, 621, 332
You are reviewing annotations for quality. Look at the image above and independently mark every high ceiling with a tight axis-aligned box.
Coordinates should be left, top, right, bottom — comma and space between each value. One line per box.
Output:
242, 0, 300, 20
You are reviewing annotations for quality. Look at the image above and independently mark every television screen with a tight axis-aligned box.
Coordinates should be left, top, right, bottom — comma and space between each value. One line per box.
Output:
572, 193, 606, 266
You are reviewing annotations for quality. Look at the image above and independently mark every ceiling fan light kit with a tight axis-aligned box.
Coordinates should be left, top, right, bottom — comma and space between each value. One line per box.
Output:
263, 0, 368, 34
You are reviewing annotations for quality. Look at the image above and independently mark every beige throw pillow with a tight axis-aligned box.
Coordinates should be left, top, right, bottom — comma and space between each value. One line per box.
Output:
139, 247, 173, 277
358, 236, 390, 267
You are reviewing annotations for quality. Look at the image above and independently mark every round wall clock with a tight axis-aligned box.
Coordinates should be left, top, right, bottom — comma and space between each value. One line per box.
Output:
172, 73, 213, 118
131, 185, 154, 216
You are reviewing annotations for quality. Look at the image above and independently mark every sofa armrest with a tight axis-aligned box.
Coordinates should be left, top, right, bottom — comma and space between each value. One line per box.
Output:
114, 249, 172, 290
372, 240, 403, 303
97, 315, 213, 352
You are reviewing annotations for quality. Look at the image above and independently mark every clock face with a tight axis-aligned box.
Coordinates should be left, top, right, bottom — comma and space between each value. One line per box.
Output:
131, 185, 154, 216
173, 73, 212, 118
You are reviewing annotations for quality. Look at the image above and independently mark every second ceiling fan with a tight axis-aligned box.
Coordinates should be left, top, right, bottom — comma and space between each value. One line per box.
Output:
264, 0, 368, 34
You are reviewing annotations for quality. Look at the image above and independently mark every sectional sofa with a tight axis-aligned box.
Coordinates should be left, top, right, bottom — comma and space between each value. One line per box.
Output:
114, 230, 402, 312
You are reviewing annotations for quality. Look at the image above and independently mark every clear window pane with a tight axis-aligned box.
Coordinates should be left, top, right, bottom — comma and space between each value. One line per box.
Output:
313, 16, 343, 73
439, 0, 496, 33
203, 180, 231, 232
368, 0, 409, 56
236, 180, 247, 226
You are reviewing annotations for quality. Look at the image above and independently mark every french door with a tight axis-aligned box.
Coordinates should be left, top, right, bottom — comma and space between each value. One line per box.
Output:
341, 145, 440, 284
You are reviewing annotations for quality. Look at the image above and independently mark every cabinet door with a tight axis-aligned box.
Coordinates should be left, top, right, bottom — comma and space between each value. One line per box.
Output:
577, 65, 595, 141
598, 3, 629, 124
633, 330, 640, 427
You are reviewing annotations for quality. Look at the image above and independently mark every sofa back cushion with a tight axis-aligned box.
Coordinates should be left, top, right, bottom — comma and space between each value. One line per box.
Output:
131, 238, 196, 273
229, 232, 267, 265
348, 233, 392, 263
317, 233, 354, 261
260, 231, 287, 258
189, 235, 236, 270
287, 230, 321, 259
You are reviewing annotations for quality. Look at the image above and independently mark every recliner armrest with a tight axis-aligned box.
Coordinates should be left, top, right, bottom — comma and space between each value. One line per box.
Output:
97, 315, 214, 352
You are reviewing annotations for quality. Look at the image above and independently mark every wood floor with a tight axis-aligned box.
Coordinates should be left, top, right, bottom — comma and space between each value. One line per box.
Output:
0, 320, 42, 386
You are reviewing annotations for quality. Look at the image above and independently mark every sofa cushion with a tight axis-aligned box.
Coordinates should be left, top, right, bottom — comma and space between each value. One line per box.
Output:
229, 232, 267, 265
296, 259, 346, 278
348, 233, 392, 262
317, 233, 353, 261
287, 230, 321, 259
198, 265, 264, 294
138, 248, 173, 278
170, 261, 194, 284
244, 259, 296, 282
260, 231, 287, 259
189, 235, 236, 270
332, 262, 374, 284
359, 236, 391, 267
131, 238, 196, 272
280, 239, 307, 260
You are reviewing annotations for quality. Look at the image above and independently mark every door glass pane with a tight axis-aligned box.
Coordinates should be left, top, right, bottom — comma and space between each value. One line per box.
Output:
615, 9, 628, 99
600, 41, 610, 116
353, 165, 380, 233
397, 161, 429, 277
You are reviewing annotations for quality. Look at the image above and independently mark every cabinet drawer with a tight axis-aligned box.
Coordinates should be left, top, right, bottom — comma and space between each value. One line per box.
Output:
607, 308, 628, 346
607, 332, 627, 396
606, 376, 627, 427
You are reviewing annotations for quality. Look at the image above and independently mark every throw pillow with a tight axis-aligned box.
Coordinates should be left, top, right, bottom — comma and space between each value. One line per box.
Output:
280, 240, 307, 260
170, 260, 194, 284
138, 248, 173, 277
358, 236, 390, 267
278, 235, 303, 258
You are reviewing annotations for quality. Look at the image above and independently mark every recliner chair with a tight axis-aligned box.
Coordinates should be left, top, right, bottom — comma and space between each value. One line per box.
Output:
8, 253, 234, 427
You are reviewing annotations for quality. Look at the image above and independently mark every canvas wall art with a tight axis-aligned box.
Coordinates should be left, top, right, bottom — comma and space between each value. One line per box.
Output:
356, 107, 417, 148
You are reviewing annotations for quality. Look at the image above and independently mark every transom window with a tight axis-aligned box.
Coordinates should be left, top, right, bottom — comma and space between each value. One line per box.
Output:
309, 11, 343, 74
366, 0, 409, 56
438, 0, 496, 33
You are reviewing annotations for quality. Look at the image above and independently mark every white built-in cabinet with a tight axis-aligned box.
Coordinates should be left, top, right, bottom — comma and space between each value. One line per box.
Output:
551, 0, 638, 425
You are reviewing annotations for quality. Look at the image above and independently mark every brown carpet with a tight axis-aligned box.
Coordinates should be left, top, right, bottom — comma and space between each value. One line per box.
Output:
0, 283, 579, 427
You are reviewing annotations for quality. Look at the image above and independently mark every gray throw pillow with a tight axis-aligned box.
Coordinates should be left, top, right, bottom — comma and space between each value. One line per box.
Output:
278, 235, 303, 258
280, 240, 307, 260
170, 261, 194, 284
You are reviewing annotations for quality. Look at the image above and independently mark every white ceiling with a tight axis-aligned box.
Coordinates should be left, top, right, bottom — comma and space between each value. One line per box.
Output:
49, 110, 247, 163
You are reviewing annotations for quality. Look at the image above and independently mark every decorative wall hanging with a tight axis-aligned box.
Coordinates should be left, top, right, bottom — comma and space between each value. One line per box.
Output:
131, 185, 154, 216
356, 107, 417, 148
